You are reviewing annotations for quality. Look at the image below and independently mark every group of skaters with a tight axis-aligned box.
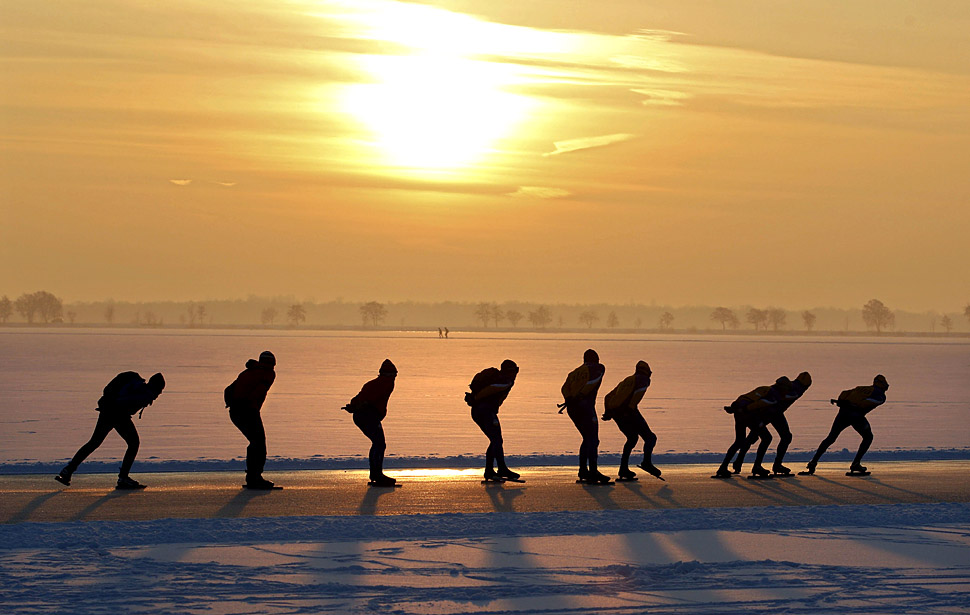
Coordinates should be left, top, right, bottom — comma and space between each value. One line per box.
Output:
53, 348, 890, 490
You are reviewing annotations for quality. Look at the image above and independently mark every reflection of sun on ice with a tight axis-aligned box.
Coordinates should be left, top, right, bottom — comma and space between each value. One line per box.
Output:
335, 4, 554, 176
343, 55, 530, 174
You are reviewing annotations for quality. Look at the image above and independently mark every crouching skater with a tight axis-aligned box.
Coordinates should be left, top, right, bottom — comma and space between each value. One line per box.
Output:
714, 376, 792, 479
603, 361, 663, 482
344, 359, 398, 487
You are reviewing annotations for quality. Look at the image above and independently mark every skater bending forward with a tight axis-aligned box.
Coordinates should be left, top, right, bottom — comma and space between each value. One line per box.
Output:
733, 371, 812, 476
57, 371, 166, 489
344, 359, 398, 486
714, 377, 792, 479
802, 374, 889, 476
602, 361, 662, 482
225, 351, 277, 489
466, 359, 520, 481
560, 349, 607, 483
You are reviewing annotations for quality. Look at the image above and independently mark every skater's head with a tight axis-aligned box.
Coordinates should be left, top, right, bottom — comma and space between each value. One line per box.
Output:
795, 371, 812, 390
773, 375, 792, 395
258, 350, 276, 368
379, 358, 397, 377
500, 359, 519, 378
583, 349, 599, 365
873, 374, 889, 390
148, 373, 165, 395
635, 360, 652, 376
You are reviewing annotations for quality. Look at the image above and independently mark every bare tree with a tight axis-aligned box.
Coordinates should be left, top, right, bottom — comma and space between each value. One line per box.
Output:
766, 307, 787, 331
746, 308, 768, 331
185, 303, 198, 327
634, 315, 644, 330
578, 310, 599, 329
941, 314, 953, 334
66, 310, 77, 324
491, 304, 505, 328
360, 301, 387, 327
260, 307, 278, 326
965, 304, 970, 324
710, 307, 737, 331
802, 311, 816, 332
528, 305, 552, 329
659, 311, 674, 330
104, 304, 115, 324
288, 304, 307, 327
0, 296, 11, 324
862, 299, 894, 333
196, 304, 208, 326
15, 291, 62, 324
474, 303, 493, 328
607, 311, 620, 329
506, 310, 523, 328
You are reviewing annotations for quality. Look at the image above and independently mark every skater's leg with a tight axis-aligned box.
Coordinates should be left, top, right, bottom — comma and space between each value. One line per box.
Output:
735, 430, 759, 471
583, 413, 600, 473
720, 417, 748, 471
231, 411, 267, 481
809, 412, 851, 467
617, 417, 639, 473
850, 415, 873, 468
113, 416, 140, 477
752, 424, 772, 469
63, 414, 114, 475
567, 409, 589, 474
772, 415, 793, 468
473, 410, 504, 472
354, 414, 387, 479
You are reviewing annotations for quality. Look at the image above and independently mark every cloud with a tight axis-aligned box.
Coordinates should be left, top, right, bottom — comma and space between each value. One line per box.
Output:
543, 133, 635, 156
632, 88, 691, 107
507, 186, 571, 199
213, 181, 237, 187
169, 179, 192, 186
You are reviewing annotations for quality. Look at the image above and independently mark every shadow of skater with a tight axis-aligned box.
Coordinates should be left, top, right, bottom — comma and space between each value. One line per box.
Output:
483, 482, 525, 513
70, 489, 132, 521
358, 482, 400, 515
56, 371, 166, 490
215, 488, 276, 518
225, 351, 277, 490
7, 491, 62, 524
343, 359, 398, 487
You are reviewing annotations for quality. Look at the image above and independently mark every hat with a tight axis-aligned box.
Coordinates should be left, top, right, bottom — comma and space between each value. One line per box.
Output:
500, 359, 519, 373
774, 376, 792, 393
873, 374, 889, 389
795, 372, 812, 388
259, 351, 276, 367
636, 360, 652, 375
148, 373, 165, 392
583, 349, 599, 364
380, 359, 397, 375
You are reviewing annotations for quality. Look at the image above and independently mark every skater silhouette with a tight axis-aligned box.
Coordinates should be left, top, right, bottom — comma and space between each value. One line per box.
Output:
56, 371, 165, 489
559, 349, 608, 483
224, 351, 277, 489
733, 371, 812, 476
465, 359, 520, 482
801, 374, 889, 476
714, 376, 792, 479
344, 359, 398, 486
602, 361, 663, 482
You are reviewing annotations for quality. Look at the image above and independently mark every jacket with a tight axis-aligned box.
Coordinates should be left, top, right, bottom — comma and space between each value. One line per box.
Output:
225, 359, 276, 414
347, 374, 395, 421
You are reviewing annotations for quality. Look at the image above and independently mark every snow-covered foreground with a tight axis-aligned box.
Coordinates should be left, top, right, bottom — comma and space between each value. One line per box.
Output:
3, 503, 969, 614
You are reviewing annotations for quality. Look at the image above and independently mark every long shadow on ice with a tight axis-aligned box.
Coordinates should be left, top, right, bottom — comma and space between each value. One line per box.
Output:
7, 489, 61, 523
358, 484, 396, 515
483, 482, 524, 513
70, 490, 130, 521
215, 488, 274, 518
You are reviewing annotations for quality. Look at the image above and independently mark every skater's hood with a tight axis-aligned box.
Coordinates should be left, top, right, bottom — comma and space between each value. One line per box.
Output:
873, 374, 889, 390
583, 349, 599, 365
773, 376, 792, 395
635, 361, 651, 375
795, 372, 812, 389
245, 358, 273, 370
379, 358, 397, 376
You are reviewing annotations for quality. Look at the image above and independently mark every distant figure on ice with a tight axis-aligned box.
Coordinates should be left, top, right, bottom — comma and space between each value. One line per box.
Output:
343, 359, 398, 486
438, 328, 443, 338
732, 371, 812, 476
559, 349, 608, 483
56, 371, 166, 489
602, 361, 663, 482
224, 351, 277, 489
800, 375, 889, 476
713, 376, 792, 479
444, 327, 449, 338
465, 359, 521, 482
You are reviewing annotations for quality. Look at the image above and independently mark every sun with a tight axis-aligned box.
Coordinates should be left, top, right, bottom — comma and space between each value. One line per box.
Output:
334, 4, 555, 177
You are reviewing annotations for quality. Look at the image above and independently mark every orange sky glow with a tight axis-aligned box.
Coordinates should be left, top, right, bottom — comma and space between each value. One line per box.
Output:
2, 0, 969, 311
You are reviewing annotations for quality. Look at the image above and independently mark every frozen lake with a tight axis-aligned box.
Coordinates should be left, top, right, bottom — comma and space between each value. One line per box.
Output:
1, 328, 968, 464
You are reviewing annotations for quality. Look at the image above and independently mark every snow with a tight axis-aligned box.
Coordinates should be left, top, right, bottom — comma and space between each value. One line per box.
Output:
2, 503, 970, 614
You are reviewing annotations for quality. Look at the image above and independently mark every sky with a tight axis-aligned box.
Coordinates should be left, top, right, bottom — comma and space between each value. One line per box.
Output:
2, 0, 969, 311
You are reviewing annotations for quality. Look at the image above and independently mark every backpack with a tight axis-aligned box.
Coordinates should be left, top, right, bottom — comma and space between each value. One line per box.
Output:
561, 365, 590, 401
97, 371, 144, 413
465, 367, 502, 406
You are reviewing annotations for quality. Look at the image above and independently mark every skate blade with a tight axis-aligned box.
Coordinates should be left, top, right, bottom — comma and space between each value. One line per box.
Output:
711, 474, 733, 479
796, 471, 815, 476
615, 477, 639, 482
115, 485, 147, 490
845, 471, 871, 477
242, 485, 283, 490
367, 482, 402, 487
577, 479, 614, 485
